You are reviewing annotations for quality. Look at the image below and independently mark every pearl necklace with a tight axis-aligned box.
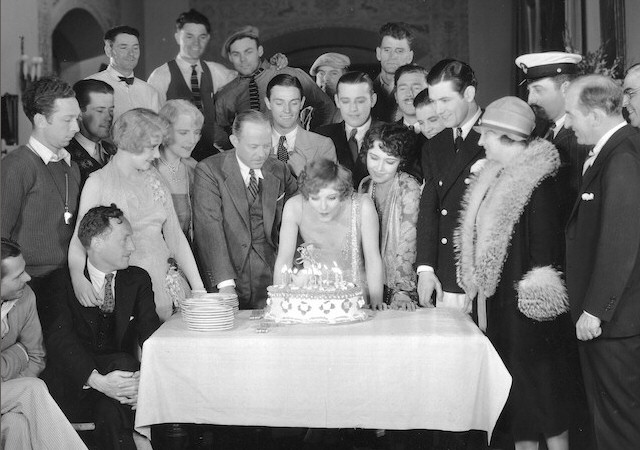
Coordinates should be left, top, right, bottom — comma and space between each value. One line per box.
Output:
159, 157, 182, 183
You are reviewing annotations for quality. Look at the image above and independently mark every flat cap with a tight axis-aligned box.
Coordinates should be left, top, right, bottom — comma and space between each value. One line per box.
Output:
474, 96, 535, 140
309, 53, 351, 76
222, 25, 259, 58
515, 51, 582, 81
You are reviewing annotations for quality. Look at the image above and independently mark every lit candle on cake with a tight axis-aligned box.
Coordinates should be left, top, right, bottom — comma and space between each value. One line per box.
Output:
331, 262, 343, 286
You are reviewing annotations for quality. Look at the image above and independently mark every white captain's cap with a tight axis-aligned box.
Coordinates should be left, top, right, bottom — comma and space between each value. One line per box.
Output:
515, 51, 582, 81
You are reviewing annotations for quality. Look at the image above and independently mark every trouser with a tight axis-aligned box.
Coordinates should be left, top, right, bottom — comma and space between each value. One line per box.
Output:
236, 242, 275, 310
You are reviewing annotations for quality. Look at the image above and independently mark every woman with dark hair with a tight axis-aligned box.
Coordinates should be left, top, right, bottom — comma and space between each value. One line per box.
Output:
359, 123, 421, 309
68, 108, 205, 321
273, 158, 384, 308
455, 97, 575, 450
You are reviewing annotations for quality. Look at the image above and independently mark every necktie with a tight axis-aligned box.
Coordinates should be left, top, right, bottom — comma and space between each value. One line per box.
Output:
348, 128, 359, 162
190, 64, 202, 110
101, 273, 115, 313
95, 142, 103, 164
247, 68, 265, 111
276, 135, 289, 163
543, 122, 556, 141
248, 169, 259, 201
454, 127, 463, 153
118, 76, 134, 86
582, 149, 597, 175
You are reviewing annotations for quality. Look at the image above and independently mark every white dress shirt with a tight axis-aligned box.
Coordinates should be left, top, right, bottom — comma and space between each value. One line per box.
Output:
271, 127, 299, 155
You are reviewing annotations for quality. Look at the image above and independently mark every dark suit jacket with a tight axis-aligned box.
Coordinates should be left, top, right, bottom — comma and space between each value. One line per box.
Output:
66, 137, 116, 186
565, 124, 640, 338
38, 266, 160, 394
416, 125, 485, 293
193, 151, 297, 291
316, 120, 383, 188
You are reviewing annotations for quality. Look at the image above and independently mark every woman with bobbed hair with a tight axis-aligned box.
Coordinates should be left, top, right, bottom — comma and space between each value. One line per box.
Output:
273, 158, 384, 308
359, 123, 421, 310
154, 99, 204, 240
68, 108, 205, 321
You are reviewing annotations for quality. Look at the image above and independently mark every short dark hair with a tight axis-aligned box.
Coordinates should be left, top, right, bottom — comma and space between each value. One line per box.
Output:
22, 76, 75, 124
379, 22, 414, 48
427, 59, 477, 94
78, 204, 125, 249
231, 110, 270, 138
362, 123, 416, 170
1, 238, 22, 277
176, 9, 211, 33
73, 79, 114, 111
393, 63, 429, 88
336, 71, 374, 96
104, 25, 140, 43
298, 158, 353, 201
266, 74, 303, 99
413, 87, 433, 109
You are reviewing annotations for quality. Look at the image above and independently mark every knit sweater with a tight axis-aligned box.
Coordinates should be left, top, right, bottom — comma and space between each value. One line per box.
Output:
1, 146, 81, 277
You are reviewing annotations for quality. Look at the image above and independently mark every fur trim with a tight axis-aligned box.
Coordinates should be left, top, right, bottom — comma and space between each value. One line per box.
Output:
454, 138, 560, 299
517, 266, 569, 321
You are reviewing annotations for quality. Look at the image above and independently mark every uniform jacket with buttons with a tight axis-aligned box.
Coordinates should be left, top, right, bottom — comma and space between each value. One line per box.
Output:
565, 124, 640, 338
416, 124, 485, 293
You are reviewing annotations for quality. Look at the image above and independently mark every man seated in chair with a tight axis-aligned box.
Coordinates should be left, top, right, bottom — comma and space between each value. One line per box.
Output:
39, 204, 160, 450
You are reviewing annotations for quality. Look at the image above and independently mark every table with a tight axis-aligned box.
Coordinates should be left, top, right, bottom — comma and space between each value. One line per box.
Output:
135, 308, 511, 440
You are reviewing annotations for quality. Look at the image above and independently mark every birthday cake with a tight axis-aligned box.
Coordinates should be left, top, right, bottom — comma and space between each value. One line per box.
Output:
264, 244, 368, 324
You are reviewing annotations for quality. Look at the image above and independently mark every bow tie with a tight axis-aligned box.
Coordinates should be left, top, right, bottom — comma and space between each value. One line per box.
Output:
119, 76, 134, 85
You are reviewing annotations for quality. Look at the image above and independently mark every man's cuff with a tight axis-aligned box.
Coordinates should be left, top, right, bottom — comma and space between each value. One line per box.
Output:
83, 369, 99, 390
217, 279, 236, 289
583, 310, 600, 321
416, 265, 434, 275
16, 342, 29, 363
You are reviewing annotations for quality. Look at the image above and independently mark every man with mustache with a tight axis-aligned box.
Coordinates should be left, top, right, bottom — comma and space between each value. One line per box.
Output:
66, 79, 116, 186
193, 111, 297, 310
1, 76, 81, 298
515, 51, 591, 223
87, 26, 161, 120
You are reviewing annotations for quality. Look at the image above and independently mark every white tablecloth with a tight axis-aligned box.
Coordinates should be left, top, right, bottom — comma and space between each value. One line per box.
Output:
135, 308, 511, 440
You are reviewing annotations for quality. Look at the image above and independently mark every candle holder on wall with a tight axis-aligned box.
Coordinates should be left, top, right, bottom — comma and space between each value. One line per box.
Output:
19, 36, 43, 94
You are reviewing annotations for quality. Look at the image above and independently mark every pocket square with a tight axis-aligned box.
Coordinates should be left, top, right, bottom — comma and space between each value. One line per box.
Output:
129, 316, 134, 321
581, 193, 595, 201
276, 193, 285, 202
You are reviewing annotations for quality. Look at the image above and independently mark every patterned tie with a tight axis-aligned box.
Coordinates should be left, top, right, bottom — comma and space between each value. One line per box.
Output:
348, 128, 359, 162
248, 169, 259, 201
247, 68, 264, 111
190, 64, 202, 110
543, 122, 556, 141
118, 76, 134, 85
454, 127, 463, 153
276, 135, 289, 163
101, 273, 115, 313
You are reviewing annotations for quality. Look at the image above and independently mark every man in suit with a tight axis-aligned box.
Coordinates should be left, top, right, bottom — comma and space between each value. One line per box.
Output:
372, 22, 415, 123
214, 25, 336, 149
316, 71, 379, 188
623, 63, 640, 129
67, 79, 116, 185
564, 75, 640, 450
39, 204, 161, 450
265, 73, 337, 177
515, 51, 591, 223
193, 111, 297, 310
416, 59, 484, 312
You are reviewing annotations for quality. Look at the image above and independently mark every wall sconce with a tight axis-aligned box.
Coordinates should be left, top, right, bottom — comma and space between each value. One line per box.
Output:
20, 36, 43, 93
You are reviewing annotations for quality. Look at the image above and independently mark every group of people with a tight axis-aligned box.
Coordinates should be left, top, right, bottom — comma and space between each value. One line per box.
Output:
2, 8, 640, 450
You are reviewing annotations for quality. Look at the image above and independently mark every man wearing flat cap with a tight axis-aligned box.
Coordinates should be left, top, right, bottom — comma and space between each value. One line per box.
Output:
310, 53, 350, 98
214, 25, 337, 150
515, 51, 591, 224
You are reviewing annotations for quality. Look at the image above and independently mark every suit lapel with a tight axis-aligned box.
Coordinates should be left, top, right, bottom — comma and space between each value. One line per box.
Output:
222, 151, 250, 230
261, 158, 279, 240
440, 128, 483, 197
114, 269, 135, 348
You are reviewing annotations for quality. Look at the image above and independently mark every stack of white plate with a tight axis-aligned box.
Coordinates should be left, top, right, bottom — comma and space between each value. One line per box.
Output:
187, 292, 239, 313
181, 296, 235, 331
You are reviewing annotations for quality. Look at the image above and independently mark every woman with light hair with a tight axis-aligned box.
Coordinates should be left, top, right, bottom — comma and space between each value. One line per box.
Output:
455, 97, 577, 450
68, 108, 205, 321
154, 99, 204, 240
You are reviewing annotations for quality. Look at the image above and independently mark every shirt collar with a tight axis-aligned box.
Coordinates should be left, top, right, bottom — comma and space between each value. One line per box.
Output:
345, 117, 372, 143
106, 64, 135, 81
235, 153, 264, 185
271, 127, 299, 150
176, 54, 201, 72
454, 107, 482, 140
87, 259, 117, 299
403, 119, 420, 134
74, 132, 100, 158
28, 136, 71, 166
590, 121, 627, 161
551, 114, 567, 138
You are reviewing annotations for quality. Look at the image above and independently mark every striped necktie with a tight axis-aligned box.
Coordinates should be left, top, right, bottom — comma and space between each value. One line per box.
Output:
246, 68, 265, 111
276, 135, 289, 163
454, 127, 463, 153
190, 64, 202, 110
248, 169, 259, 201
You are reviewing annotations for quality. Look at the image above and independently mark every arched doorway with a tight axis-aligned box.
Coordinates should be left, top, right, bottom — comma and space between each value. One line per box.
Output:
52, 8, 105, 83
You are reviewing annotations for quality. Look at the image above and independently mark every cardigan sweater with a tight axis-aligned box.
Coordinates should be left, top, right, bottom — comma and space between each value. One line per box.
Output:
1, 146, 81, 277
